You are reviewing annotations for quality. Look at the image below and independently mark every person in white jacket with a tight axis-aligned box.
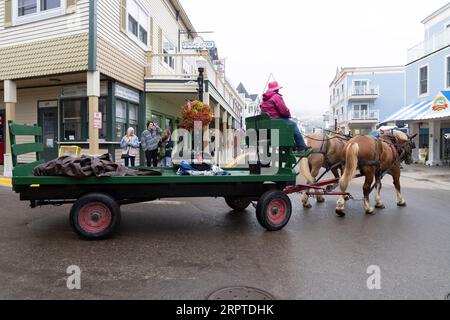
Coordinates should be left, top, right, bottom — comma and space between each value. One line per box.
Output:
120, 127, 140, 167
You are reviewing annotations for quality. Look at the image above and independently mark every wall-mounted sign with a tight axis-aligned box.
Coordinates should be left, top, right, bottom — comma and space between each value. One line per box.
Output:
115, 83, 140, 103
93, 112, 102, 129
61, 82, 108, 98
432, 96, 448, 112
38, 100, 58, 108
182, 37, 215, 50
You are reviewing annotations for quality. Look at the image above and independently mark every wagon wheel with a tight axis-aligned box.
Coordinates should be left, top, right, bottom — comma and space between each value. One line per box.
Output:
225, 197, 252, 211
70, 193, 121, 240
256, 190, 292, 231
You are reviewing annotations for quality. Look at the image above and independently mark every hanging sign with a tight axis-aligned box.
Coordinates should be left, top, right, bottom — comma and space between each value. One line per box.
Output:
432, 95, 448, 112
182, 37, 215, 50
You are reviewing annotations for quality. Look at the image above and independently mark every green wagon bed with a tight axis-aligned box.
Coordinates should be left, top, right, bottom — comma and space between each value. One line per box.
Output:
9, 115, 303, 240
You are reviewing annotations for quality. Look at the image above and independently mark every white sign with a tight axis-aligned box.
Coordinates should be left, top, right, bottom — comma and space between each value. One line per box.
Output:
93, 112, 102, 129
61, 82, 107, 98
38, 100, 58, 108
182, 37, 215, 50
115, 84, 140, 103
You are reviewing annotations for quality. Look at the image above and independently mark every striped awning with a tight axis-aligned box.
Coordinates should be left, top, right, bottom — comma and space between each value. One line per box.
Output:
383, 100, 432, 123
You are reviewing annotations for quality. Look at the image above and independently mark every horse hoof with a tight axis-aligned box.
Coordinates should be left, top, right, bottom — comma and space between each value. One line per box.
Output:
366, 210, 376, 215
335, 210, 346, 217
316, 197, 325, 204
344, 196, 351, 201
375, 204, 386, 209
303, 204, 313, 209
397, 202, 407, 207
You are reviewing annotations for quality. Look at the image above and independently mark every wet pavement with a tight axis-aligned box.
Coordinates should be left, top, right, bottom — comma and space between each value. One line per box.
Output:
0, 173, 449, 300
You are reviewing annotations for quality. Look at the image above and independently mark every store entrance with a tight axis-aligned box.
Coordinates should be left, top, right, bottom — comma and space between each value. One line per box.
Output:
0, 110, 4, 165
38, 107, 59, 161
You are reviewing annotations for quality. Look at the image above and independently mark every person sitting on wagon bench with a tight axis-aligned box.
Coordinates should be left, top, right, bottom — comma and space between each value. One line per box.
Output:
260, 81, 310, 152
141, 121, 162, 167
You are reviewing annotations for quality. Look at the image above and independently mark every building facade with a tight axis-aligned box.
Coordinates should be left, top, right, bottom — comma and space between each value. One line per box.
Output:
329, 66, 405, 136
236, 82, 259, 129
0, 0, 244, 170
383, 3, 450, 166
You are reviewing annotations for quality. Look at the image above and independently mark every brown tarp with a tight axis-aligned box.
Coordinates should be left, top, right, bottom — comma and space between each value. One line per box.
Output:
33, 154, 162, 178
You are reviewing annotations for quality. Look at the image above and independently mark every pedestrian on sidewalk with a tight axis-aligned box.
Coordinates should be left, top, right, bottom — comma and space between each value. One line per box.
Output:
141, 121, 162, 167
120, 127, 140, 167
160, 129, 174, 168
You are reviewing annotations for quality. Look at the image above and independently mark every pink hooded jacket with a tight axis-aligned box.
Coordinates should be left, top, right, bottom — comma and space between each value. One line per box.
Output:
260, 91, 292, 119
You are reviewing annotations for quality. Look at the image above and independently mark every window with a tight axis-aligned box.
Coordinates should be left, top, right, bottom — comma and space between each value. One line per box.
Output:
127, 0, 149, 47
419, 65, 428, 96
62, 100, 82, 141
128, 15, 138, 37
115, 100, 140, 141
15, 0, 63, 23
353, 80, 368, 95
352, 104, 368, 120
18, 0, 37, 16
115, 100, 127, 140
163, 36, 176, 69
41, 0, 60, 10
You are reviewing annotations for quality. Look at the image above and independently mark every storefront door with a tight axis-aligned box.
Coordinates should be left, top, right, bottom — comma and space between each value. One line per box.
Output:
38, 107, 59, 161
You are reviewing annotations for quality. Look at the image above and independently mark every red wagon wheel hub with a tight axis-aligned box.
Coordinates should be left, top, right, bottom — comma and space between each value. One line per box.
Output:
79, 202, 112, 233
267, 199, 287, 225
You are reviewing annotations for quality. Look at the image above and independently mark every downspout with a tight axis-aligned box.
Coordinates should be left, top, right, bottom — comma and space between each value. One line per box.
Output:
88, 0, 98, 71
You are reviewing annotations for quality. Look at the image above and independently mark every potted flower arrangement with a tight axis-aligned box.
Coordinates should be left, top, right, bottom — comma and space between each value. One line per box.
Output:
179, 100, 213, 130
177, 100, 214, 165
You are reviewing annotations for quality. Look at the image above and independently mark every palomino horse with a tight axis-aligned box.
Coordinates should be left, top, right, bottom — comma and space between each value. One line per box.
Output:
335, 130, 416, 217
299, 133, 348, 208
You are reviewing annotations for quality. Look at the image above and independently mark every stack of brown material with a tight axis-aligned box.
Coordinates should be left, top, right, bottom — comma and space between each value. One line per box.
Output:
33, 154, 162, 178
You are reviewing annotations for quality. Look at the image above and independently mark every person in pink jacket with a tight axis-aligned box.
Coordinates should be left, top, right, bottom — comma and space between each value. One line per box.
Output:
260, 81, 309, 151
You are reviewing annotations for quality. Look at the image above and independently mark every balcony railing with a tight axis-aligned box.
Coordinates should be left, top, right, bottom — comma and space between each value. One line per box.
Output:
350, 109, 380, 121
407, 28, 450, 64
146, 52, 244, 117
348, 86, 380, 98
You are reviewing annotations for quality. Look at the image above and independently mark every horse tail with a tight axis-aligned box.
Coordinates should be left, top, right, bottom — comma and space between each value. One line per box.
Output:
300, 157, 315, 183
340, 142, 359, 191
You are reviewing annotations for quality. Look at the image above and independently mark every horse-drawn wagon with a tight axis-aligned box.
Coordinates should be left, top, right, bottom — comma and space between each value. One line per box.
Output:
9, 115, 312, 240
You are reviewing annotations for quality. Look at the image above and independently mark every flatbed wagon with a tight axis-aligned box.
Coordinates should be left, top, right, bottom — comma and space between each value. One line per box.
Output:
9, 115, 307, 240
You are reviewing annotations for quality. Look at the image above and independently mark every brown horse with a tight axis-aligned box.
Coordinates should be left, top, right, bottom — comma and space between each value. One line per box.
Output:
336, 131, 416, 216
299, 133, 348, 208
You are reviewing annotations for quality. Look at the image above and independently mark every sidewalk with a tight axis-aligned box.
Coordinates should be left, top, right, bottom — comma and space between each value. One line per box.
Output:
401, 164, 450, 187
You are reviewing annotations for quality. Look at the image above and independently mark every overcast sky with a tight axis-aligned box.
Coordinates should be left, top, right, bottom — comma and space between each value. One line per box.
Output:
179, 0, 449, 117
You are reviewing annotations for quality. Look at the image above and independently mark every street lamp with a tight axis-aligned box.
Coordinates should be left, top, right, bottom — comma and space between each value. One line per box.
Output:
196, 57, 207, 102
197, 67, 204, 102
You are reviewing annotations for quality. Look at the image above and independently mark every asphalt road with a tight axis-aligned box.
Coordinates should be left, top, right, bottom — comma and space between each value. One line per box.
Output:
0, 175, 449, 300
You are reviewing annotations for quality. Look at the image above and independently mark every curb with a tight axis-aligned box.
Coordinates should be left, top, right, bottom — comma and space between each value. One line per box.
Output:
0, 177, 12, 186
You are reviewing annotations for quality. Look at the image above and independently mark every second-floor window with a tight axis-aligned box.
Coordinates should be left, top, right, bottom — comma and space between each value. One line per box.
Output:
127, 0, 149, 47
352, 104, 368, 120
18, 0, 61, 16
419, 65, 428, 96
163, 36, 176, 70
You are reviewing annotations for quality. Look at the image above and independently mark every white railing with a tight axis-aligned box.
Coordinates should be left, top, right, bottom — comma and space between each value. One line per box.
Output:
147, 52, 244, 117
348, 86, 380, 97
350, 109, 380, 121
407, 28, 450, 63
